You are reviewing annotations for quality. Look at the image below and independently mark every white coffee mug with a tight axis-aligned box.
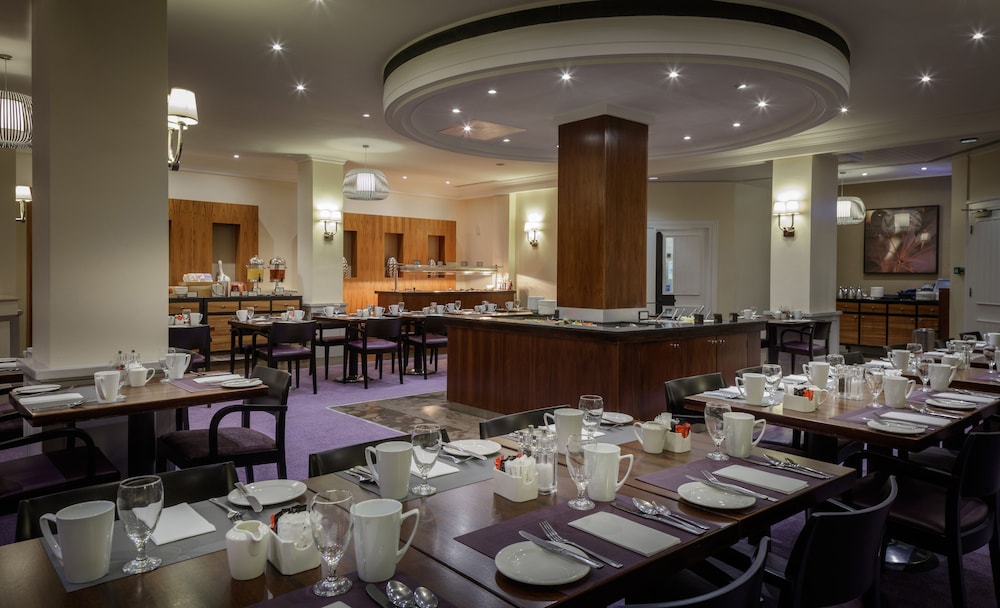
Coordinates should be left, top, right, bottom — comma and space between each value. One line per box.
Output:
928, 363, 956, 390
364, 441, 412, 500
723, 412, 767, 458
435, 304, 445, 314
736, 372, 767, 405
40, 500, 115, 583
988, 332, 1000, 347
226, 520, 270, 580
543, 408, 584, 454
165, 351, 191, 380
890, 349, 911, 370
93, 370, 122, 403
323, 306, 336, 317
802, 361, 830, 389
351, 498, 420, 582
372, 307, 384, 318
236, 309, 249, 322
941, 354, 962, 369
127, 366, 156, 388
632, 421, 668, 454
883, 374, 916, 408
486, 302, 497, 313
505, 301, 515, 311
189, 312, 203, 325
388, 304, 399, 315
292, 309, 305, 321
584, 443, 634, 502
446, 303, 457, 312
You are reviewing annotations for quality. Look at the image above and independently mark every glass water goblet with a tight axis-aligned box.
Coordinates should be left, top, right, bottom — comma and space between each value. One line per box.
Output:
704, 402, 732, 461
578, 394, 605, 437
761, 364, 783, 404
309, 489, 354, 597
565, 433, 596, 510
865, 368, 884, 407
825, 354, 845, 367
117, 475, 164, 574
906, 342, 923, 372
917, 355, 935, 391
985, 345, 997, 375
411, 423, 442, 496
246, 305, 255, 320
158, 347, 175, 382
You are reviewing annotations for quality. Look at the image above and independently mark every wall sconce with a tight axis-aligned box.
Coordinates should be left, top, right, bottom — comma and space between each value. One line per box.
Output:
14, 185, 30, 223
524, 221, 541, 247
772, 200, 799, 237
167, 87, 198, 171
319, 209, 342, 240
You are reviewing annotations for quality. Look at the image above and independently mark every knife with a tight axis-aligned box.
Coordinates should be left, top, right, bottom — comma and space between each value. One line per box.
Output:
366, 583, 393, 608
741, 457, 830, 479
234, 482, 263, 513
444, 442, 487, 460
685, 475, 779, 502
609, 502, 704, 535
518, 531, 603, 568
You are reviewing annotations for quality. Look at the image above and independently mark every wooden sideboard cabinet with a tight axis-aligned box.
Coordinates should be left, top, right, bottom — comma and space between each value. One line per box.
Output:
838, 290, 949, 349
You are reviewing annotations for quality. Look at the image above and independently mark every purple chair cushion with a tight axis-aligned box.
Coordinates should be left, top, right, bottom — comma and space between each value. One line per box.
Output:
0, 449, 119, 503
158, 427, 276, 461
409, 334, 448, 347
255, 345, 311, 360
348, 338, 398, 353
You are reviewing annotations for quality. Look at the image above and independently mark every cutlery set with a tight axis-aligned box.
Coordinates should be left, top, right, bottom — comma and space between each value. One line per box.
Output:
743, 453, 834, 479
367, 579, 439, 608
689, 470, 779, 502
609, 500, 707, 535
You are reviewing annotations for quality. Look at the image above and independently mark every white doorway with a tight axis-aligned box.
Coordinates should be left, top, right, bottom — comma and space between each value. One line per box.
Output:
647, 221, 717, 315
965, 204, 1000, 335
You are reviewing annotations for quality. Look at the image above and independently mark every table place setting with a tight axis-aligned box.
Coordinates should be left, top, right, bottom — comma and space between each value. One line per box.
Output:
739, 453, 834, 479
246, 572, 455, 608
708, 464, 808, 494
18, 391, 89, 411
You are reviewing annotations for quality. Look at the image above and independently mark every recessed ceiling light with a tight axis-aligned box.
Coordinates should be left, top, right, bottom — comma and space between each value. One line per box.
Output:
271, 42, 283, 51
732, 122, 741, 128
919, 74, 932, 84
452, 108, 461, 114
362, 113, 371, 119
487, 89, 497, 95
736, 83, 749, 90
445, 180, 451, 185
840, 106, 849, 114
560, 72, 572, 81
972, 31, 985, 40
402, 176, 408, 180
502, 138, 510, 143
648, 176, 659, 181
862, 172, 869, 176
960, 137, 979, 144
295, 83, 306, 92
233, 154, 240, 159
921, 166, 928, 171
756, 100, 768, 109
462, 125, 472, 132
667, 70, 679, 79
683, 135, 692, 141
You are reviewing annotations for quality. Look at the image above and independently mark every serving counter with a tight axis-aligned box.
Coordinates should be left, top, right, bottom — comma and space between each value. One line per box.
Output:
376, 290, 515, 311
444, 315, 766, 421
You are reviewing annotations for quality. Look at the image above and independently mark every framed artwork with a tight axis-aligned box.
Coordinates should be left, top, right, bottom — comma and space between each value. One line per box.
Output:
863, 206, 939, 274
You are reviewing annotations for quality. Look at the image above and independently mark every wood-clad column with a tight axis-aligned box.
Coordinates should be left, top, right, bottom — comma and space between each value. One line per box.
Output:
557, 114, 648, 322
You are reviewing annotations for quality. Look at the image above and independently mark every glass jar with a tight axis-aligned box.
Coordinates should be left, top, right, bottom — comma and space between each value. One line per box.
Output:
533, 431, 558, 495
835, 364, 865, 400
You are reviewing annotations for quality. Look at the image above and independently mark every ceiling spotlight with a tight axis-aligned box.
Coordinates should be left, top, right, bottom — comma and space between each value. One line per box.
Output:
362, 113, 371, 118
683, 135, 692, 141
919, 74, 932, 83
921, 166, 928, 171
271, 42, 283, 51
462, 125, 472, 132
502, 138, 510, 143
402, 176, 408, 180
972, 31, 985, 40
960, 137, 979, 144
560, 72, 572, 81
736, 83, 749, 90
648, 176, 659, 181
840, 106, 849, 113
732, 122, 741, 128
667, 70, 679, 78
295, 83, 306, 92
451, 108, 461, 114
862, 172, 869, 176
233, 154, 240, 159
445, 180, 451, 185
487, 89, 497, 95
756, 100, 768, 109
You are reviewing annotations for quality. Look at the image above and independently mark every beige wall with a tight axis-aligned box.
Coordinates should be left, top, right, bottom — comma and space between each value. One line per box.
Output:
511, 188, 558, 302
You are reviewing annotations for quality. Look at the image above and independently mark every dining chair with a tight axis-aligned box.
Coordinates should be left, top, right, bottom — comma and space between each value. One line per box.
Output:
253, 321, 317, 393
478, 405, 566, 439
777, 321, 832, 371
664, 373, 727, 423
846, 433, 1000, 608
0, 425, 121, 517
156, 366, 292, 482
168, 324, 212, 373
15, 461, 238, 541
315, 318, 347, 380
344, 317, 404, 388
959, 331, 983, 340
405, 315, 448, 379
841, 350, 866, 365
625, 538, 770, 608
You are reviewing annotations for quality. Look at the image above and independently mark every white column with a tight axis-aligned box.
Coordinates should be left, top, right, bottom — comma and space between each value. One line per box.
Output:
296, 158, 344, 306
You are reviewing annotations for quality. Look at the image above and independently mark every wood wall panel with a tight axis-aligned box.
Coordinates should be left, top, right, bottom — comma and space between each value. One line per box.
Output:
168, 199, 258, 286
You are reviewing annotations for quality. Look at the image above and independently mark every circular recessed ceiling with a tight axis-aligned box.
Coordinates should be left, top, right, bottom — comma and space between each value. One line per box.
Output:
384, 1, 850, 163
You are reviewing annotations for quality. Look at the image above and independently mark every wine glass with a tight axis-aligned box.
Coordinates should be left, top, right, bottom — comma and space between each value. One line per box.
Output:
865, 368, 884, 407
825, 354, 845, 367
985, 345, 997, 375
117, 475, 164, 574
906, 342, 923, 372
246, 305, 255, 320
158, 347, 175, 383
308, 489, 354, 597
761, 364, 783, 404
578, 394, 604, 437
565, 433, 596, 510
411, 423, 442, 496
917, 354, 935, 391
704, 402, 731, 461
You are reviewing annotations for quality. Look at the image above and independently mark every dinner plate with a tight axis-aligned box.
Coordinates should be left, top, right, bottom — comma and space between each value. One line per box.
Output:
602, 412, 633, 425
866, 419, 926, 435
494, 541, 590, 585
0, 357, 17, 363
220, 378, 264, 389
227, 479, 307, 506
925, 397, 978, 410
12, 384, 61, 395
443, 439, 501, 457
677, 481, 756, 510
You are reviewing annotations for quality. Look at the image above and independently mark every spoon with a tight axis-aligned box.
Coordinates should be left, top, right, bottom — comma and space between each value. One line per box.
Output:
386, 580, 415, 608
650, 499, 710, 530
414, 587, 439, 608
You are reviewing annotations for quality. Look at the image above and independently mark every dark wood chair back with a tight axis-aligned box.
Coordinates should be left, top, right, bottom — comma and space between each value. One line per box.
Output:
479, 405, 566, 439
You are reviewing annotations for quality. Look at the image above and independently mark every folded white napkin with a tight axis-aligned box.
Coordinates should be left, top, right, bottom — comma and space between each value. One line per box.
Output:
879, 411, 949, 427
569, 511, 679, 556
150, 503, 216, 545
783, 374, 809, 384
704, 387, 741, 398
410, 460, 459, 479
864, 360, 895, 368
20, 392, 84, 407
543, 424, 605, 438
192, 373, 243, 384
0, 361, 18, 369
714, 464, 808, 494
934, 392, 995, 404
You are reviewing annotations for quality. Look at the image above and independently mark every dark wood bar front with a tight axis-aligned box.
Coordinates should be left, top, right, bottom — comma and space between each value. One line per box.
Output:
445, 316, 765, 421
376, 290, 515, 311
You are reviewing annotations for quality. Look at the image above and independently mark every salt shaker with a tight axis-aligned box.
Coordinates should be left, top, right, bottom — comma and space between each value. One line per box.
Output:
534, 431, 558, 495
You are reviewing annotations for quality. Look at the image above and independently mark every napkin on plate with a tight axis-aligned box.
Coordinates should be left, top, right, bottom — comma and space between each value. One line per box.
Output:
20, 392, 84, 408
934, 392, 995, 404
879, 411, 950, 427
410, 460, 459, 479
703, 387, 742, 399
192, 373, 243, 384
713, 464, 808, 494
569, 511, 679, 556
150, 503, 216, 545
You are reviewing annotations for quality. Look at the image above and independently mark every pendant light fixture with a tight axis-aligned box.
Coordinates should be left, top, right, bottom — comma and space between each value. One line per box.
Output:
837, 171, 866, 225
343, 144, 389, 200
0, 54, 32, 150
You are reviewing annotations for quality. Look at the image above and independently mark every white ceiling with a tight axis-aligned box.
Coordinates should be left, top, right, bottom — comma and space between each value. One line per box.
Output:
4, 0, 1000, 199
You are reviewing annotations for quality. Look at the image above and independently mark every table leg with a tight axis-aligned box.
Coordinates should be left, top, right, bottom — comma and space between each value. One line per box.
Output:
766, 324, 779, 364
127, 412, 157, 476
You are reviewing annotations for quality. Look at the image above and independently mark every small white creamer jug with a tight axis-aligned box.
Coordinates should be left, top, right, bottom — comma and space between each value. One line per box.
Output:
225, 520, 270, 580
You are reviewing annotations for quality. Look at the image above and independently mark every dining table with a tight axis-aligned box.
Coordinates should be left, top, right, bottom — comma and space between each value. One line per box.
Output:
8, 374, 268, 476
0, 426, 855, 607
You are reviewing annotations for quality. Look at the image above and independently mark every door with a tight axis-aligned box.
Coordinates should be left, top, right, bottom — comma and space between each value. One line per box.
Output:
966, 210, 1000, 335
648, 223, 717, 316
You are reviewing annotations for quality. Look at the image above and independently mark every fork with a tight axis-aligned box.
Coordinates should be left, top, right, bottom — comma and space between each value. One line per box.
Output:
701, 469, 778, 502
209, 497, 244, 520
442, 453, 474, 464
539, 520, 623, 568
650, 500, 711, 530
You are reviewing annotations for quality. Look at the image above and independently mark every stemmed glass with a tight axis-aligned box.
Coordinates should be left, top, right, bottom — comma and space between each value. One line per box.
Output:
246, 305, 255, 320
308, 489, 354, 597
865, 368, 884, 407
578, 394, 605, 437
411, 423, 442, 496
906, 342, 923, 372
985, 345, 997, 375
917, 355, 935, 391
704, 402, 731, 461
158, 347, 175, 383
825, 354, 845, 368
761, 364, 783, 404
117, 475, 164, 574
565, 433, 596, 510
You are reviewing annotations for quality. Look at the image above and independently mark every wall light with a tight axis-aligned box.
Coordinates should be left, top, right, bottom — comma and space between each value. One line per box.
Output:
318, 209, 342, 240
524, 221, 541, 247
167, 87, 198, 171
772, 200, 799, 237
14, 184, 29, 223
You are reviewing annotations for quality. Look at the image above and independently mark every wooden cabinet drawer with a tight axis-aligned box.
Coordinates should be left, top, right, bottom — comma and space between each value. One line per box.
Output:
917, 318, 939, 331
168, 301, 198, 314
917, 305, 940, 317
887, 303, 916, 315
888, 315, 916, 345
836, 301, 859, 313
860, 303, 887, 314
270, 298, 301, 312
840, 313, 860, 344
207, 300, 240, 313
859, 314, 887, 345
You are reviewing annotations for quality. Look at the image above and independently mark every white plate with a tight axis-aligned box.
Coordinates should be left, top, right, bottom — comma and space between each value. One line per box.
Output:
220, 378, 264, 389
925, 397, 979, 410
0, 357, 17, 363
866, 419, 926, 435
494, 541, 590, 585
678, 481, 756, 510
227, 479, 307, 507
443, 439, 501, 457
602, 412, 633, 425
12, 384, 61, 395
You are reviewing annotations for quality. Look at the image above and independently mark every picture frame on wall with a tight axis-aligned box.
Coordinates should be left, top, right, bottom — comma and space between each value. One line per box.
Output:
863, 206, 939, 274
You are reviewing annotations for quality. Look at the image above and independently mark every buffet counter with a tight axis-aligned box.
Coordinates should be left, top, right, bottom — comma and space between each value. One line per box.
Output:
376, 290, 514, 311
